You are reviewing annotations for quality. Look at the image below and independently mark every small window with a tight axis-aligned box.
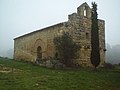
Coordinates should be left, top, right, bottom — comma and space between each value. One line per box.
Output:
84, 6, 87, 17
55, 52, 58, 59
84, 9, 87, 16
86, 33, 89, 40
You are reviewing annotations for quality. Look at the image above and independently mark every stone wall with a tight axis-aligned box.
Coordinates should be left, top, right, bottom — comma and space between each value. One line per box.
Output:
14, 23, 67, 62
14, 2, 105, 67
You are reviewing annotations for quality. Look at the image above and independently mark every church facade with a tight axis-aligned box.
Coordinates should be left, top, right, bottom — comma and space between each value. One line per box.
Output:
14, 2, 105, 67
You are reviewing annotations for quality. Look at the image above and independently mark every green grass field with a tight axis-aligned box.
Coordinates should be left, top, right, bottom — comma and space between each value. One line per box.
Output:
0, 57, 120, 90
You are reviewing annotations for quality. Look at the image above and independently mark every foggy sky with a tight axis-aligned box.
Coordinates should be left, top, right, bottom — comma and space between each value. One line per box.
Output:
0, 0, 120, 57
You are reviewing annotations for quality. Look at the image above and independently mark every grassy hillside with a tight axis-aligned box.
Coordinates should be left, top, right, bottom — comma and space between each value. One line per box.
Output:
0, 57, 120, 90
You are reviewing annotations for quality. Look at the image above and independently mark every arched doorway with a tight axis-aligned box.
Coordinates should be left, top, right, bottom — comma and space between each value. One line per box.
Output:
37, 46, 42, 60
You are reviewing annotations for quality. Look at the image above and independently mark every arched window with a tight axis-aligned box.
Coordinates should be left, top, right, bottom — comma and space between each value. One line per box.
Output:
84, 6, 87, 17
37, 46, 42, 59
84, 9, 87, 16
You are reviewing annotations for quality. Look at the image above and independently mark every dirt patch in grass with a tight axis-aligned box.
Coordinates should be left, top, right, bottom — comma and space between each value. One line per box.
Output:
0, 64, 23, 74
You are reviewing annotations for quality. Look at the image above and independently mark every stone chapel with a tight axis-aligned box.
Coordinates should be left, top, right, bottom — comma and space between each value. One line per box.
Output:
14, 2, 105, 67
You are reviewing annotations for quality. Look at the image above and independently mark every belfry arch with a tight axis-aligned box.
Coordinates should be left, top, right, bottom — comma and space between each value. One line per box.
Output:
77, 2, 91, 18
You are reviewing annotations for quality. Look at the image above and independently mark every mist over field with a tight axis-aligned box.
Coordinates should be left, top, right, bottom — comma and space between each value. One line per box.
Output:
106, 44, 120, 64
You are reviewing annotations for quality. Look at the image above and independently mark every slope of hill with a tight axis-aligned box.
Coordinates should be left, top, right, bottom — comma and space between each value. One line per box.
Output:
0, 57, 120, 90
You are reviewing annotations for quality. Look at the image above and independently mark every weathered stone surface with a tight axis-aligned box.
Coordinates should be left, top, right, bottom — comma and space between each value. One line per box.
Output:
14, 2, 105, 67
35, 59, 65, 69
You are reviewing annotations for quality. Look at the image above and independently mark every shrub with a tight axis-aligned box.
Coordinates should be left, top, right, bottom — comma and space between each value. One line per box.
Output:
53, 32, 80, 67
103, 63, 115, 69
